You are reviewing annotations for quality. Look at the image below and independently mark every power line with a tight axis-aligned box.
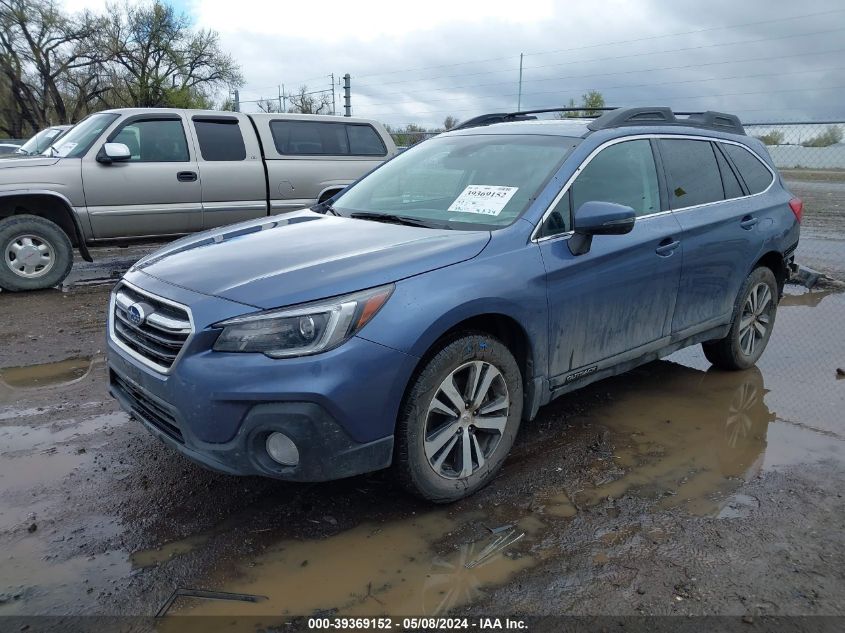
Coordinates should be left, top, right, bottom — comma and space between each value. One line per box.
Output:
364, 85, 845, 118
350, 8, 845, 82
360, 65, 845, 108
355, 47, 845, 105
356, 26, 844, 89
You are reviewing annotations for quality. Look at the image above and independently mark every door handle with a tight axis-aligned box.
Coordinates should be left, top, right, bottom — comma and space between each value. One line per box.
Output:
177, 171, 197, 182
655, 238, 680, 256
740, 215, 759, 230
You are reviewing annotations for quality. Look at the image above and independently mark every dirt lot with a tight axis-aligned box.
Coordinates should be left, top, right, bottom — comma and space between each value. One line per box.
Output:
0, 173, 844, 629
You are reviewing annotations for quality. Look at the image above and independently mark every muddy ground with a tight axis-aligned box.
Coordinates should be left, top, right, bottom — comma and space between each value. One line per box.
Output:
0, 172, 844, 630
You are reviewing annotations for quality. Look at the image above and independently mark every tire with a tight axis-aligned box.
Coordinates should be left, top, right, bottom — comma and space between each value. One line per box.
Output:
0, 215, 74, 291
702, 267, 778, 370
394, 333, 523, 503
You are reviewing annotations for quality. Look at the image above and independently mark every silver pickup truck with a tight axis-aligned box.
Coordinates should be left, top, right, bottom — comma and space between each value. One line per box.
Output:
0, 109, 397, 291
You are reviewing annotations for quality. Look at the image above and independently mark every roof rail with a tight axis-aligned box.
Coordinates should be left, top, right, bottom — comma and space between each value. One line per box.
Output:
587, 107, 746, 135
453, 107, 617, 130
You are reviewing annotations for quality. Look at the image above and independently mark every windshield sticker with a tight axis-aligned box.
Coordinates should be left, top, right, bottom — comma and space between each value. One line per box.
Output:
448, 185, 518, 216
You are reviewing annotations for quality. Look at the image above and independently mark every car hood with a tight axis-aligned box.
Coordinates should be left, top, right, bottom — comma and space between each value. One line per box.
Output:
134, 210, 491, 309
0, 156, 60, 169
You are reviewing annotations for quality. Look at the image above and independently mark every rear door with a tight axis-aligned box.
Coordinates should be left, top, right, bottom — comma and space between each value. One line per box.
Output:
539, 138, 684, 385
190, 114, 268, 229
83, 113, 201, 239
660, 138, 773, 334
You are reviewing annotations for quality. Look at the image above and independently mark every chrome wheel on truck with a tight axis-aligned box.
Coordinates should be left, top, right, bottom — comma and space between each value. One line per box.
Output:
0, 215, 74, 291
395, 333, 523, 502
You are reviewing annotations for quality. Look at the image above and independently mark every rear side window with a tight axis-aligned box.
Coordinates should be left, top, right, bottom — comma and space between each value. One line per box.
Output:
722, 143, 773, 194
659, 139, 723, 208
193, 119, 246, 161
270, 120, 386, 156
347, 124, 387, 155
714, 145, 744, 199
571, 139, 660, 217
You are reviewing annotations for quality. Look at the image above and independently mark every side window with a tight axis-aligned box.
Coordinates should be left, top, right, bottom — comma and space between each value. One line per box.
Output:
193, 119, 246, 161
714, 144, 744, 199
538, 190, 571, 238
722, 143, 774, 194
659, 139, 723, 208
112, 119, 189, 162
270, 121, 349, 155
347, 124, 387, 156
571, 139, 660, 217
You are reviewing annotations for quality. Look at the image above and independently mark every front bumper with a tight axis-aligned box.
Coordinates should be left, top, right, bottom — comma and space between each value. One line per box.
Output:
107, 301, 418, 481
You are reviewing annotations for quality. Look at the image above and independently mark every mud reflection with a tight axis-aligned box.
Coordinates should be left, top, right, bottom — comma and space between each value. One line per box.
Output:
0, 356, 100, 404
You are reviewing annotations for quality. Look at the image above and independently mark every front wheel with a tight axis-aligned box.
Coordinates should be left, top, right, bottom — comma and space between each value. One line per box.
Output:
394, 333, 523, 502
0, 215, 74, 291
702, 267, 778, 370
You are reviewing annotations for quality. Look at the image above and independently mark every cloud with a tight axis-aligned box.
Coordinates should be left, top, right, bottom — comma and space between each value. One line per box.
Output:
61, 0, 845, 127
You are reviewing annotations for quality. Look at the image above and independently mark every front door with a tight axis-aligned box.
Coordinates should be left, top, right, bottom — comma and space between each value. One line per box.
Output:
538, 139, 683, 386
82, 115, 202, 239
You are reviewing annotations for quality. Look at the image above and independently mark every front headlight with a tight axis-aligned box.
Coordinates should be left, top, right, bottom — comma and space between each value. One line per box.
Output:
212, 284, 394, 358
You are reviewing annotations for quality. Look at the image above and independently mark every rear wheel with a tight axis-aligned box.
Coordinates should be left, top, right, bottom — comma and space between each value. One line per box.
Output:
702, 267, 778, 370
394, 333, 523, 502
0, 215, 73, 291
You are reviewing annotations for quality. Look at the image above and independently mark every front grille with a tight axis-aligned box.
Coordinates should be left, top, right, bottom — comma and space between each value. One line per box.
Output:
112, 371, 184, 443
112, 284, 191, 371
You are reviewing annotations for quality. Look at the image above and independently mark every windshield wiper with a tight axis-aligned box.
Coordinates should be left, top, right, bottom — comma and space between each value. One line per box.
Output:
349, 212, 450, 229
310, 200, 343, 216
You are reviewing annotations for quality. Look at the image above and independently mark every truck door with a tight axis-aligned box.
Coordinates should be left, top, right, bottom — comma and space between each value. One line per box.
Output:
190, 114, 268, 229
82, 113, 202, 239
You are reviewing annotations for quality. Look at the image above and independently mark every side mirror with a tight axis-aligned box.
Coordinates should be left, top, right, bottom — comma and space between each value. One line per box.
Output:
97, 142, 131, 164
569, 201, 636, 256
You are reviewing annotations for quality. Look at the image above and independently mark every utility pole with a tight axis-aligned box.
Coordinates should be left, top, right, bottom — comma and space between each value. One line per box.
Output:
281, 84, 287, 112
343, 73, 351, 117
233, 89, 240, 112
278, 85, 283, 113
331, 73, 336, 115
517, 53, 524, 111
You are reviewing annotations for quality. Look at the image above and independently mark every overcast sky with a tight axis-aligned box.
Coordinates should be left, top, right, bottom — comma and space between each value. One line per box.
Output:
62, 0, 845, 127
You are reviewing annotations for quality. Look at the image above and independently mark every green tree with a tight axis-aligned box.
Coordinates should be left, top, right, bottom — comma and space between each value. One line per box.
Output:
558, 90, 606, 118
754, 130, 784, 145
801, 125, 843, 148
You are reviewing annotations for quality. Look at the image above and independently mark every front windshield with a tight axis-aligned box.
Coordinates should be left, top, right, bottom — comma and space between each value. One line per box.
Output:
49, 113, 119, 158
17, 128, 64, 155
333, 134, 579, 230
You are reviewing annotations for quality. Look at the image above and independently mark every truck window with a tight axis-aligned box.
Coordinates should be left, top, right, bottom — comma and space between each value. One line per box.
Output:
193, 119, 247, 161
271, 121, 349, 155
347, 124, 387, 156
659, 139, 724, 209
721, 143, 774, 194
111, 119, 189, 162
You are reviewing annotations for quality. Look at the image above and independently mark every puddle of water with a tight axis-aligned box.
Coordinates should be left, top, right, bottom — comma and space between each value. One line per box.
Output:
131, 533, 212, 569
174, 512, 532, 618
0, 535, 130, 616
0, 413, 127, 454
0, 356, 97, 390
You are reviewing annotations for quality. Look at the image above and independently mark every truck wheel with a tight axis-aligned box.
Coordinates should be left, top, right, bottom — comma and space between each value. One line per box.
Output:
0, 215, 74, 291
702, 267, 778, 370
394, 333, 523, 503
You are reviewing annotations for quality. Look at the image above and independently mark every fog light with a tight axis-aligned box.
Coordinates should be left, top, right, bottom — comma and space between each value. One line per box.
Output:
266, 432, 299, 466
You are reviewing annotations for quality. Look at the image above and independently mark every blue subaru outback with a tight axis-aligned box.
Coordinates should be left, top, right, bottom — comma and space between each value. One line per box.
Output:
107, 107, 801, 502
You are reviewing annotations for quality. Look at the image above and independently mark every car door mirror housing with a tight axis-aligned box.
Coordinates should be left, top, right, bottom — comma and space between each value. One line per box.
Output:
97, 142, 131, 164
569, 201, 636, 256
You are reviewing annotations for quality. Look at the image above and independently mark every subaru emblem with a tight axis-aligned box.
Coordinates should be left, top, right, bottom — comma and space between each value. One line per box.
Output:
126, 302, 147, 326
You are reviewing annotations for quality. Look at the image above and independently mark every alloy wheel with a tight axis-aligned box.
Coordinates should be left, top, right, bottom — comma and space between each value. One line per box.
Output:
424, 360, 510, 479
738, 282, 773, 357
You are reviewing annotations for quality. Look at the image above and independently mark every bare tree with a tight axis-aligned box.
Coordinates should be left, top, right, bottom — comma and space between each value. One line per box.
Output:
287, 85, 332, 115
0, 0, 102, 135
443, 115, 458, 130
97, 0, 242, 108
256, 97, 281, 113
